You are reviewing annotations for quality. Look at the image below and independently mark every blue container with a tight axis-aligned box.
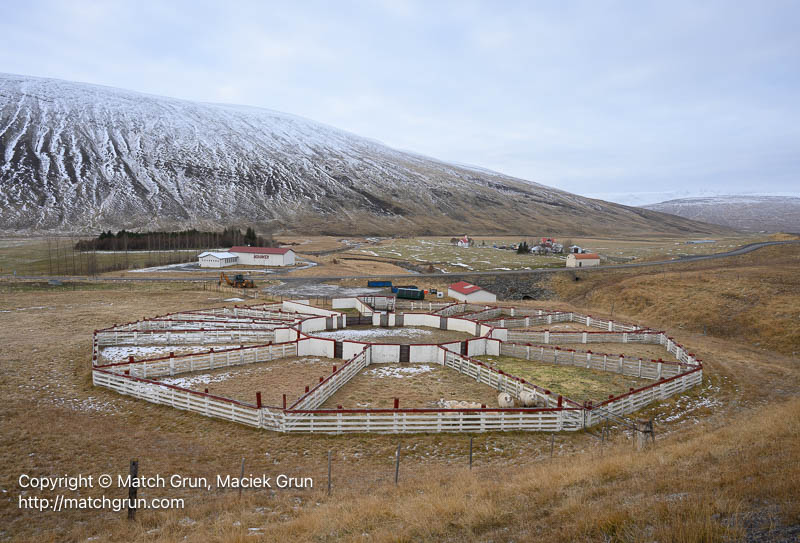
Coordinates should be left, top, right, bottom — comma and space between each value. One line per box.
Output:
367, 280, 393, 287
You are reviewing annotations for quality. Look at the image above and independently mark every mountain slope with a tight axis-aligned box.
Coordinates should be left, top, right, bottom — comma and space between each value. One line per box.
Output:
645, 196, 800, 233
0, 73, 725, 235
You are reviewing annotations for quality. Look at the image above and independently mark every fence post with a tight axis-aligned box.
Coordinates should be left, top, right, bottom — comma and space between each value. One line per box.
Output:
127, 459, 138, 520
327, 450, 332, 496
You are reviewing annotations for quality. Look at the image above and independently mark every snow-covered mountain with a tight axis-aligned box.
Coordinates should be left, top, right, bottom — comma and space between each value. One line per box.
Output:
644, 195, 800, 233
0, 73, 724, 235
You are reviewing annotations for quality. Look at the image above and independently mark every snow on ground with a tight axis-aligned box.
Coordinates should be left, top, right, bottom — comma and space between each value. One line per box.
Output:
314, 328, 434, 341
364, 364, 434, 378
160, 372, 238, 388
264, 282, 383, 297
224, 297, 245, 302
100, 345, 228, 362
129, 262, 197, 273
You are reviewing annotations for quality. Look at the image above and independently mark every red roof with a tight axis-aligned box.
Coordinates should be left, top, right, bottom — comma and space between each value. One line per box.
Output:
572, 253, 600, 260
448, 281, 484, 295
229, 246, 292, 255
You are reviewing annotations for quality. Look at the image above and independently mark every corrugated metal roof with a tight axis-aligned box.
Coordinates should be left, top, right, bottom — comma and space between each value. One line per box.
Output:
198, 252, 237, 259
449, 281, 484, 295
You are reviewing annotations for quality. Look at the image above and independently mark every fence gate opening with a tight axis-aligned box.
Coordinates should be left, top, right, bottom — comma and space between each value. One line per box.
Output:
460, 341, 468, 356
333, 341, 343, 359
399, 344, 410, 363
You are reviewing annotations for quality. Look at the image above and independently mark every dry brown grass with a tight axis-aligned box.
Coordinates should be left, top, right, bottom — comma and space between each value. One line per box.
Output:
2, 245, 800, 542
551, 244, 800, 355
156, 357, 338, 407
320, 364, 500, 409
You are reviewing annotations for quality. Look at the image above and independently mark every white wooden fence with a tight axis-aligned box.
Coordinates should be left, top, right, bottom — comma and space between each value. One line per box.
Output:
95, 328, 277, 347
499, 342, 689, 380
97, 342, 298, 380
91, 299, 703, 434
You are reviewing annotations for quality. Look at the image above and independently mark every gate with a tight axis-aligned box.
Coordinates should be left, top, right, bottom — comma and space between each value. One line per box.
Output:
334, 341, 343, 359
460, 341, 468, 356
439, 316, 448, 330
380, 313, 389, 327
399, 344, 410, 363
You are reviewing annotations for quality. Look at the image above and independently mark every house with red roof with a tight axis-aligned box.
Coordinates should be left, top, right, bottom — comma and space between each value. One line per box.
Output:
229, 246, 296, 266
447, 281, 497, 303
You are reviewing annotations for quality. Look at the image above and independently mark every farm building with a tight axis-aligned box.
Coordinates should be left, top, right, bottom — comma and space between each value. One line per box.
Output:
229, 246, 296, 266
566, 253, 601, 268
198, 251, 239, 268
448, 281, 497, 303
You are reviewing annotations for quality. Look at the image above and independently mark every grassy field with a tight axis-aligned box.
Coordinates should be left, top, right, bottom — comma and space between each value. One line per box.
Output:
0, 237, 199, 276
475, 355, 650, 403
2, 243, 800, 541
551, 242, 800, 355
346, 237, 563, 272
336, 233, 771, 274
157, 356, 337, 407
320, 364, 500, 409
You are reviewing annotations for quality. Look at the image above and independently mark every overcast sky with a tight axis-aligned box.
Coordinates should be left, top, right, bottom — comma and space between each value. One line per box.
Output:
2, 1, 798, 204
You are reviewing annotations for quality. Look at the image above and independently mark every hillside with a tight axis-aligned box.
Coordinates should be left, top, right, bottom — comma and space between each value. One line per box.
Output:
644, 195, 800, 233
0, 73, 726, 236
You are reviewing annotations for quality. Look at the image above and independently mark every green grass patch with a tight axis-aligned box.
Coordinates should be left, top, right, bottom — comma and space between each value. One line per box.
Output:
475, 355, 651, 403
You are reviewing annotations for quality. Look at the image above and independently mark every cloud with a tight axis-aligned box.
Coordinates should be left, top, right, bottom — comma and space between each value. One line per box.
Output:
1, 0, 798, 202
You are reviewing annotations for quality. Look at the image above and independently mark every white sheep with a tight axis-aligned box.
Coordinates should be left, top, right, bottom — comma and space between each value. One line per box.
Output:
519, 390, 544, 407
497, 392, 515, 408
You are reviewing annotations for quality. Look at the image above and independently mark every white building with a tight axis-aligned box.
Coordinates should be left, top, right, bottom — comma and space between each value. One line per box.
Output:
198, 251, 239, 268
447, 281, 497, 303
229, 246, 296, 266
566, 253, 601, 268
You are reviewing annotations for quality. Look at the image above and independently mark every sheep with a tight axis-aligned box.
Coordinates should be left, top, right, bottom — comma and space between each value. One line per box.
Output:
497, 392, 515, 408
519, 390, 546, 407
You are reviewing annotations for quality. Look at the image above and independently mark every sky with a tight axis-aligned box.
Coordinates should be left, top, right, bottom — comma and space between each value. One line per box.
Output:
1, 0, 798, 205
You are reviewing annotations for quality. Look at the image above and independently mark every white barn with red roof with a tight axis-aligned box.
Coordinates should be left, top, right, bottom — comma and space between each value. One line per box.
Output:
447, 281, 497, 303
229, 246, 296, 266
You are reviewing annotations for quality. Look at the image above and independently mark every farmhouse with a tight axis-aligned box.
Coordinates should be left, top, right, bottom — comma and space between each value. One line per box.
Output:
566, 253, 600, 268
448, 281, 497, 303
229, 246, 296, 266
198, 251, 239, 268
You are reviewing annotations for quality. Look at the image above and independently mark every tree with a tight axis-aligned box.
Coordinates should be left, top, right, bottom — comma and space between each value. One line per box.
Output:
244, 227, 257, 245
517, 241, 530, 254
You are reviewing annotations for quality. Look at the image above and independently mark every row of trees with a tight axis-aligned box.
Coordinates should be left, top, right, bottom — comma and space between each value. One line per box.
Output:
74, 227, 274, 252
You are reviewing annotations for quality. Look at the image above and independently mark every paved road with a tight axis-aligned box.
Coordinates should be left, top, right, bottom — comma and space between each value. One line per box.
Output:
3, 240, 797, 283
